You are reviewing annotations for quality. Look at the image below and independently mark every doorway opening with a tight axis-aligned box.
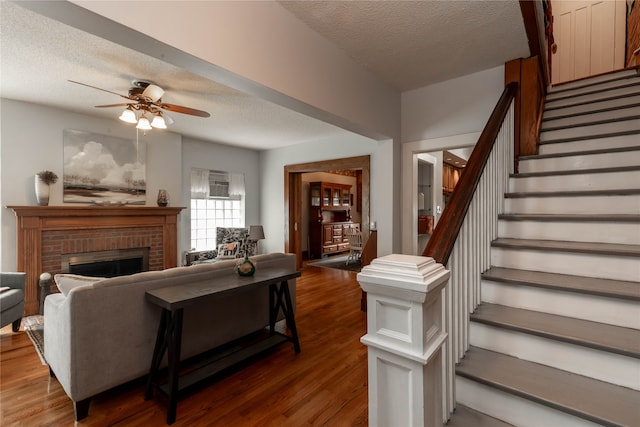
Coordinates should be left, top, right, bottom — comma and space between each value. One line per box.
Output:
284, 156, 370, 270
414, 148, 470, 255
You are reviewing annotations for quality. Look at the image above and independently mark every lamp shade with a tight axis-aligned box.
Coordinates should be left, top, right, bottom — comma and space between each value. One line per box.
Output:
248, 225, 265, 241
151, 114, 167, 129
119, 107, 137, 124
136, 115, 152, 130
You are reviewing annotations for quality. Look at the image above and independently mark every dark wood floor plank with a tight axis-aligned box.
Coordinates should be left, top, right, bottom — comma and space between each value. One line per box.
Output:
0, 266, 368, 426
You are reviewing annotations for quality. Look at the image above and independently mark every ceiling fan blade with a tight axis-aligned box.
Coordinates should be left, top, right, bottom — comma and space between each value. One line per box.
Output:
94, 103, 134, 108
159, 103, 210, 118
68, 80, 133, 100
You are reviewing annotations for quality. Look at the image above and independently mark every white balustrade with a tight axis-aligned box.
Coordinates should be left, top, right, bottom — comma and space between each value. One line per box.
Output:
441, 103, 514, 420
358, 102, 514, 425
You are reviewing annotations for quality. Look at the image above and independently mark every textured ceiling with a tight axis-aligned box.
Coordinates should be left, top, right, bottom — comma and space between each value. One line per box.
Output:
0, 1, 529, 149
279, 1, 529, 91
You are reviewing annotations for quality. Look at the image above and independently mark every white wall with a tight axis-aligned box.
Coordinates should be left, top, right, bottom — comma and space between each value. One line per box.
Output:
0, 99, 182, 270
400, 66, 505, 254
0, 99, 393, 270
402, 66, 504, 142
259, 133, 393, 256
180, 137, 261, 257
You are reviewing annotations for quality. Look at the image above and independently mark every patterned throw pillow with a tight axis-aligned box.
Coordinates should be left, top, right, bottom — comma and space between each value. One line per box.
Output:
217, 242, 239, 259
217, 227, 252, 259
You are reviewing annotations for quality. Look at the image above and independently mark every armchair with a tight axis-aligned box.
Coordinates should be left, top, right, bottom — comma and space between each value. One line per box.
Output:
1, 272, 26, 332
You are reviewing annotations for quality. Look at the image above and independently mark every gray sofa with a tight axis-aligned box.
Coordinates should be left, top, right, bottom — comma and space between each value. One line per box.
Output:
0, 272, 26, 332
44, 252, 296, 420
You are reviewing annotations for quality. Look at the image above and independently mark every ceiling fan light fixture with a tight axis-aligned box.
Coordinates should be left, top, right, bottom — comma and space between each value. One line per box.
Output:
119, 107, 137, 124
142, 84, 165, 102
151, 113, 167, 129
136, 114, 152, 130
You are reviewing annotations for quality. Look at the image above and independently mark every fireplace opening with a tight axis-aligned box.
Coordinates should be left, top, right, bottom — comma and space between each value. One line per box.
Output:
61, 248, 150, 278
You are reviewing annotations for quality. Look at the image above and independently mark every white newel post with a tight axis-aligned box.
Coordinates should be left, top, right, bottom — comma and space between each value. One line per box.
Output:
358, 254, 450, 427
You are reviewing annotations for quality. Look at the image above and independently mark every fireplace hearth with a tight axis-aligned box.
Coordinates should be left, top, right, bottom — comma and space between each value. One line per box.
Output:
62, 248, 149, 278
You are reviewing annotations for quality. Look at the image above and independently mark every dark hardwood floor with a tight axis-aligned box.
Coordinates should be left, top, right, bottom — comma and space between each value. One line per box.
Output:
0, 266, 368, 426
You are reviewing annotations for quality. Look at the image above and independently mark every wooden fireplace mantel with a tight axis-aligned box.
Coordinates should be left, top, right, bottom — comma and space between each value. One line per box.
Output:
8, 205, 184, 315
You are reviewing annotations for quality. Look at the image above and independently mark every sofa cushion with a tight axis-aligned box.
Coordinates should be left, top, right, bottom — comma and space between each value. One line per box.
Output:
0, 288, 23, 309
54, 274, 104, 296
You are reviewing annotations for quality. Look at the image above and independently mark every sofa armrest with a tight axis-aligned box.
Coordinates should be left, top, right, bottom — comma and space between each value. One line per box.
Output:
0, 272, 26, 292
44, 293, 73, 396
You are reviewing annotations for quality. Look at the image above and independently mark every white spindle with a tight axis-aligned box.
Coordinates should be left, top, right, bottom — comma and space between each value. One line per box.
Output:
441, 102, 515, 421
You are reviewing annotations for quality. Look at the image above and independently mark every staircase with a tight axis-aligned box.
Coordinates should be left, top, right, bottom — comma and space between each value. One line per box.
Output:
452, 69, 640, 426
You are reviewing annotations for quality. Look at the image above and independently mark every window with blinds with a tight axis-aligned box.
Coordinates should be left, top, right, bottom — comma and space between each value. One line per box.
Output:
190, 169, 245, 251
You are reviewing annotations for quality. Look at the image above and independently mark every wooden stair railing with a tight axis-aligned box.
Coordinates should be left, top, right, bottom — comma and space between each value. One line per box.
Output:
423, 82, 517, 264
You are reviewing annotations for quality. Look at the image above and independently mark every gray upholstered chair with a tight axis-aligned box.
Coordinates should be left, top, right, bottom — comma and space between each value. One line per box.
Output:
1, 272, 26, 332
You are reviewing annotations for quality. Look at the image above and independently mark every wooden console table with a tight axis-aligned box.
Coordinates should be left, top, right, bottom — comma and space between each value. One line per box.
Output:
144, 267, 301, 425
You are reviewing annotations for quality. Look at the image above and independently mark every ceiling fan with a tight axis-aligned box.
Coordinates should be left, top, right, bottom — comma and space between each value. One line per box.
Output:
69, 79, 210, 130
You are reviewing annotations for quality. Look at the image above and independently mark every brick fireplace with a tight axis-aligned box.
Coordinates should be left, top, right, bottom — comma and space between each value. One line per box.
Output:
8, 206, 184, 315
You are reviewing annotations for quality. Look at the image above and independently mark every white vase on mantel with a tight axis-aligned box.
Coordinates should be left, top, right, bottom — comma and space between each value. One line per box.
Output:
34, 175, 50, 206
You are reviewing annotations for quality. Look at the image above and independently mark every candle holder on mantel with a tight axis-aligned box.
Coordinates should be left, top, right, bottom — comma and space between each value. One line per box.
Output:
156, 189, 169, 207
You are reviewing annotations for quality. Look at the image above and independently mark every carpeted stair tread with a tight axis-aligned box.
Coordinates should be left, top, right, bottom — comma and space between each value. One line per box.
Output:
482, 267, 640, 300
457, 347, 640, 427
447, 404, 514, 427
491, 238, 640, 257
471, 303, 640, 358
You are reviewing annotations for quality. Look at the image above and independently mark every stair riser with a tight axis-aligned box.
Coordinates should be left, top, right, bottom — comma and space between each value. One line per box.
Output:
498, 220, 640, 245
537, 135, 640, 155
519, 150, 640, 173
545, 86, 640, 111
456, 377, 603, 427
541, 106, 640, 131
547, 72, 639, 99
470, 323, 640, 391
481, 280, 640, 329
539, 119, 640, 143
543, 94, 640, 121
504, 195, 640, 215
509, 170, 640, 193
491, 248, 639, 282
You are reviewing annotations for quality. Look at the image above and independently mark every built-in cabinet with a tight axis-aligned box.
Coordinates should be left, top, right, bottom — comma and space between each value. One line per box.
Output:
442, 163, 462, 194
310, 181, 351, 209
308, 182, 358, 258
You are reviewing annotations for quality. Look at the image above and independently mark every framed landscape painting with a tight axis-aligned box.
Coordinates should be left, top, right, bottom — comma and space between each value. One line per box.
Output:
63, 129, 146, 205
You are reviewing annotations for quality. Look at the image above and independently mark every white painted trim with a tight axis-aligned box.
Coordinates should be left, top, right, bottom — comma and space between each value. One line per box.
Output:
401, 132, 480, 255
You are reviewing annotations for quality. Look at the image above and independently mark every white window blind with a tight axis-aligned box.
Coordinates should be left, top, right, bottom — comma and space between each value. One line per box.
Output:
190, 168, 245, 251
